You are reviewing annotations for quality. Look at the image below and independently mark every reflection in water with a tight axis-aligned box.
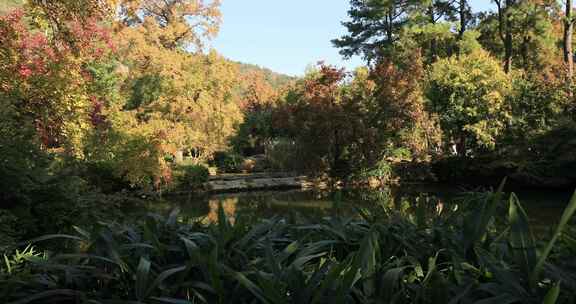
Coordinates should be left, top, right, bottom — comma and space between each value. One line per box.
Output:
203, 197, 238, 225
132, 185, 571, 228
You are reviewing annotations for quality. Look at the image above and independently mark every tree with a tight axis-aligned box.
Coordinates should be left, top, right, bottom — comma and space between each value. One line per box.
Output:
458, 0, 471, 40
359, 51, 442, 161
0, 9, 115, 155
426, 49, 512, 155
333, 0, 419, 61
335, 0, 472, 64
273, 65, 350, 175
481, 0, 559, 73
116, 0, 221, 50
564, 0, 574, 84
231, 71, 281, 155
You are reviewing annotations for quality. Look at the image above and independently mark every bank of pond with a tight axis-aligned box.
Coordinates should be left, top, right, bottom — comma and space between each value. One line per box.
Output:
1, 185, 576, 303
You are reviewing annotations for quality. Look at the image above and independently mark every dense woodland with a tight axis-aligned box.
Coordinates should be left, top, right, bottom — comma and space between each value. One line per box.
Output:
1, 0, 576, 303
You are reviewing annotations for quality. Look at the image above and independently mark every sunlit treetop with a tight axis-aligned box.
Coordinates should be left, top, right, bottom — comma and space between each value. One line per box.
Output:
115, 0, 222, 50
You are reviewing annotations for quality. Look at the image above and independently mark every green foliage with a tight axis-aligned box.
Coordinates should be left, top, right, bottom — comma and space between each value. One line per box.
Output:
0, 210, 19, 252
82, 161, 131, 193
1, 245, 45, 278
477, 1, 559, 72
358, 159, 393, 182
126, 74, 166, 110
231, 108, 275, 156
212, 151, 245, 173
504, 73, 570, 144
2, 189, 576, 303
426, 49, 512, 154
333, 0, 462, 62
175, 164, 210, 189
389, 147, 412, 160
265, 139, 302, 172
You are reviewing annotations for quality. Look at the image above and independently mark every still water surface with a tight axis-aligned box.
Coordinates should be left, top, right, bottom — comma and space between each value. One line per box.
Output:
130, 184, 574, 230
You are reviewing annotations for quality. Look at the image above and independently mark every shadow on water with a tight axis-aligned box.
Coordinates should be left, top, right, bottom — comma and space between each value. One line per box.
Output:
126, 183, 574, 230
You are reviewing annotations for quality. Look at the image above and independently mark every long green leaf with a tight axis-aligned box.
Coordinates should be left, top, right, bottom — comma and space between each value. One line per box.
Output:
530, 190, 576, 288
150, 297, 192, 304
228, 270, 271, 304
7, 289, 84, 304
146, 266, 187, 298
542, 281, 561, 304
508, 193, 537, 280
135, 257, 151, 301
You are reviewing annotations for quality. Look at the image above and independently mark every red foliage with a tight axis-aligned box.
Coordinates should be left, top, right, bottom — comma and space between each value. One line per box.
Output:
0, 9, 118, 147
303, 63, 346, 101
89, 97, 109, 128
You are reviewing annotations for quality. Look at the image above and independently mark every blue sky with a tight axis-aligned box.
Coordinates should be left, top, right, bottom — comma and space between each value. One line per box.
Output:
209, 1, 493, 76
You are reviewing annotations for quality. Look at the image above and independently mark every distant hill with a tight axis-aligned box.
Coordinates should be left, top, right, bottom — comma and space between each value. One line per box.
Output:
234, 61, 297, 89
0, 0, 22, 14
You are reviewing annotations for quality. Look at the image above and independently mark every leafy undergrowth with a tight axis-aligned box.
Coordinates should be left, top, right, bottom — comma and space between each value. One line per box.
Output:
1, 186, 576, 303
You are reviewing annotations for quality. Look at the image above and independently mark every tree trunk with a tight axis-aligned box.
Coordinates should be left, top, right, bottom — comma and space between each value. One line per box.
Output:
458, 0, 467, 40
386, 8, 394, 44
565, 0, 574, 84
429, 3, 438, 62
504, 0, 514, 74
456, 134, 467, 157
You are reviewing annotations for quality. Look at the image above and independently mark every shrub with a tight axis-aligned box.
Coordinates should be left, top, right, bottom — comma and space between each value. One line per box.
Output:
266, 138, 301, 172
357, 159, 394, 184
0, 210, 19, 253
212, 151, 245, 173
83, 161, 130, 193
175, 165, 210, 189
389, 147, 412, 160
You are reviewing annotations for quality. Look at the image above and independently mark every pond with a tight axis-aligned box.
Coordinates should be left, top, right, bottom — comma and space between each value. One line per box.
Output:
128, 183, 574, 231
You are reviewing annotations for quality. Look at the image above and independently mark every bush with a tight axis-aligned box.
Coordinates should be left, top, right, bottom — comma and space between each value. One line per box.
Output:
83, 161, 131, 193
212, 151, 245, 173
357, 159, 394, 184
0, 210, 19, 253
389, 147, 412, 160
266, 139, 301, 172
175, 165, 210, 189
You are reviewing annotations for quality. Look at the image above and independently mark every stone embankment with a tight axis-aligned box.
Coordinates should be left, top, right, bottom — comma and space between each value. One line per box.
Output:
206, 173, 311, 193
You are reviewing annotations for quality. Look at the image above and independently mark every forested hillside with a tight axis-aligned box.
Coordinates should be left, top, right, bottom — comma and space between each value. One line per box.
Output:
235, 61, 296, 89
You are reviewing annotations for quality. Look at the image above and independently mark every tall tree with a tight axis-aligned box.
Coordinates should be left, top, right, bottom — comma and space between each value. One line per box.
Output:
334, 0, 467, 63
479, 0, 559, 73
333, 0, 419, 62
565, 0, 574, 82
490, 0, 517, 73
458, 0, 471, 40
495, 0, 515, 73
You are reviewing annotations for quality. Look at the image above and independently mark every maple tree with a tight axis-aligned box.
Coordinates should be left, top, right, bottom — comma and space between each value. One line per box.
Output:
0, 9, 115, 155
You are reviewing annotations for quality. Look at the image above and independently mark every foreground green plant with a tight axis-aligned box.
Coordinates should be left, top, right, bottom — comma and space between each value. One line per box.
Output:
1, 189, 575, 303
